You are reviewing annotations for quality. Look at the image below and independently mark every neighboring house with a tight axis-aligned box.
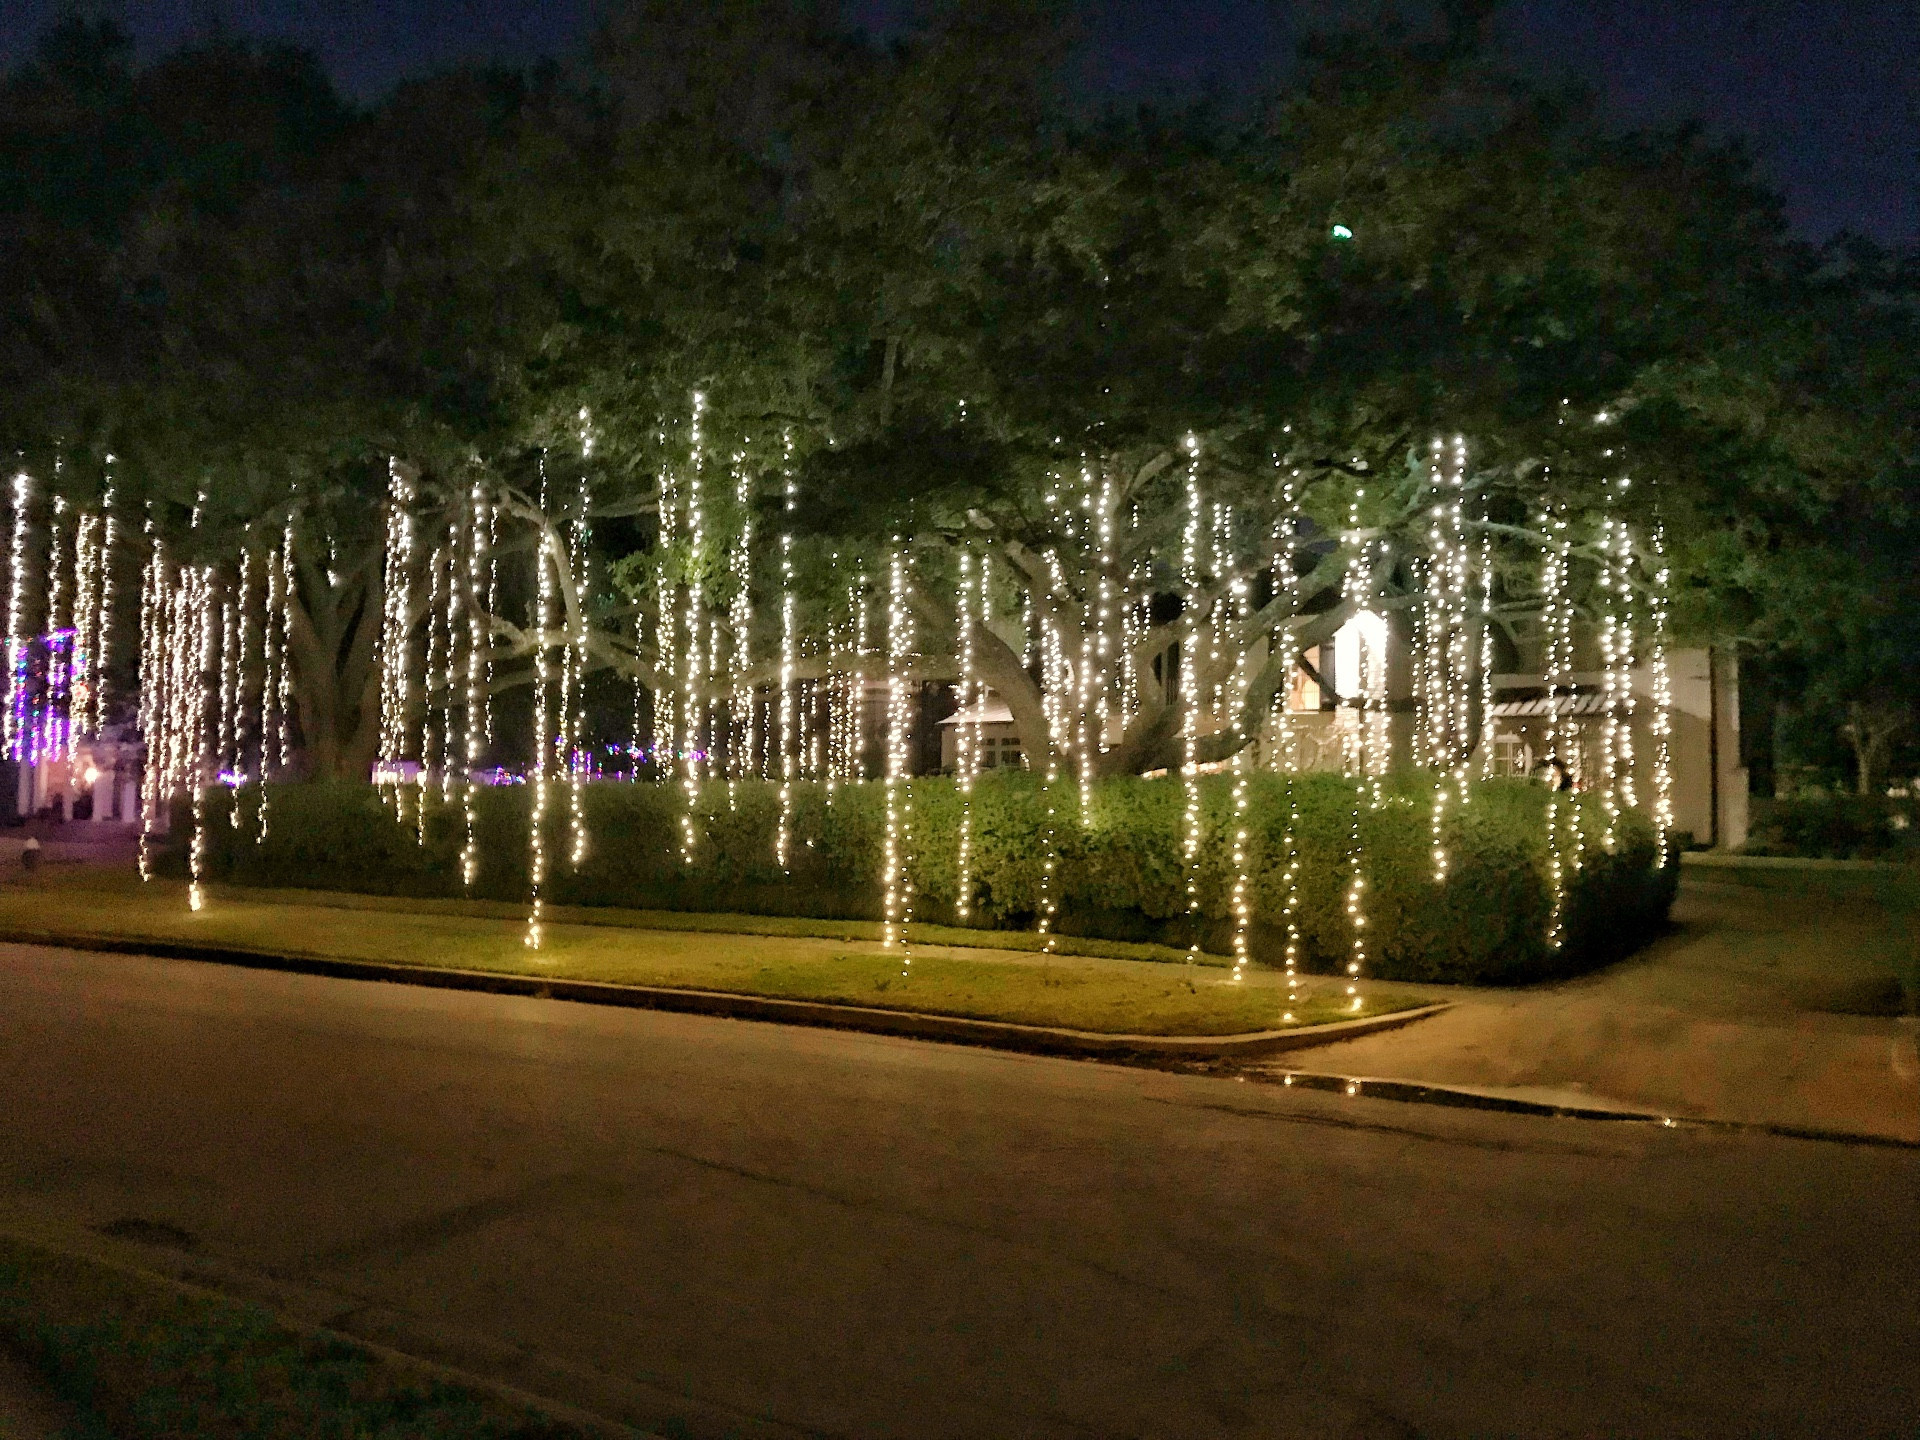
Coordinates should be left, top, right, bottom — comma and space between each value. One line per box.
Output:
938, 611, 1747, 849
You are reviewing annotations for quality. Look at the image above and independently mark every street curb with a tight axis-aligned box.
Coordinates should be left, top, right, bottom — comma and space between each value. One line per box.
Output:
1254, 1068, 1920, 1148
0, 927, 1448, 1059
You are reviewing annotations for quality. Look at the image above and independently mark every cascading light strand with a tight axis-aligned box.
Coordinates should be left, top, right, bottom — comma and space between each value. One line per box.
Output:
880, 540, 915, 970
776, 443, 797, 870
461, 483, 488, 886
5, 469, 33, 759
93, 459, 118, 737
1179, 435, 1205, 969
567, 467, 591, 865
1540, 502, 1575, 948
377, 459, 416, 817
187, 567, 215, 912
954, 547, 980, 922
526, 502, 556, 950
679, 393, 708, 865
1648, 511, 1676, 840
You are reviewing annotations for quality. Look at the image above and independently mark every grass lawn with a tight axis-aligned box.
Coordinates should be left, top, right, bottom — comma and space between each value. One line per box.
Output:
0, 866, 1418, 1036
0, 1235, 590, 1439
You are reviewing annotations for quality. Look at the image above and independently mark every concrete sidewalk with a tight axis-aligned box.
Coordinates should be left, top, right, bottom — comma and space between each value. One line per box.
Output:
1277, 870, 1920, 1142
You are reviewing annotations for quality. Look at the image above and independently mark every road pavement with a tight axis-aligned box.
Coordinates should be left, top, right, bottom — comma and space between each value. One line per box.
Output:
2, 942, 1916, 1438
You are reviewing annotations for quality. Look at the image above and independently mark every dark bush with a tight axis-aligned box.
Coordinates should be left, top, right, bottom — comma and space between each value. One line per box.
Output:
186, 772, 1675, 985
1743, 794, 1920, 860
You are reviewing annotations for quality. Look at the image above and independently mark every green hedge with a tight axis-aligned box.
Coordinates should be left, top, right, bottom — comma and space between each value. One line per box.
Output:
183, 772, 1675, 985
1743, 794, 1920, 861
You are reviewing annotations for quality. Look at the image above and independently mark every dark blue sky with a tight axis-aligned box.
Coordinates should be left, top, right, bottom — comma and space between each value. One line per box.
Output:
3, 1, 1913, 243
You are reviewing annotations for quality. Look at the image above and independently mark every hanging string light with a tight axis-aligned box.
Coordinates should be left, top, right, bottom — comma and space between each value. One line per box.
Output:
43, 493, 73, 762
186, 567, 215, 913
377, 459, 416, 818
1180, 435, 1205, 968
881, 540, 915, 967
727, 448, 754, 794
461, 484, 488, 885
230, 548, 255, 827
1648, 511, 1676, 839
1423, 436, 1473, 882
72, 510, 99, 744
419, 540, 445, 844
1272, 466, 1305, 1021
776, 442, 798, 870
136, 527, 163, 880
526, 486, 557, 950
567, 465, 591, 865
1338, 481, 1379, 1014
679, 393, 708, 865
954, 547, 981, 922
1597, 475, 1638, 850
1540, 502, 1576, 949
6, 470, 33, 759
93, 461, 117, 737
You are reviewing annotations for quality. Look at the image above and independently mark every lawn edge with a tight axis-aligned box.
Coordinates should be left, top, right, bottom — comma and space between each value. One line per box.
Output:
0, 926, 1448, 1057
0, 1227, 652, 1439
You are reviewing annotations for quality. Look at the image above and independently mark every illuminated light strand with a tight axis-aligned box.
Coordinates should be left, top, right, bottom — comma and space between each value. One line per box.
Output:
1648, 513, 1676, 839
727, 448, 754, 794
526, 487, 556, 950
72, 510, 99, 745
377, 459, 416, 817
93, 460, 118, 737
1541, 503, 1576, 949
1274, 467, 1304, 1022
776, 443, 797, 870
6, 470, 33, 758
186, 567, 215, 913
1034, 598, 1063, 956
461, 485, 489, 886
136, 527, 164, 880
1338, 483, 1377, 1014
567, 466, 591, 865
954, 547, 981, 921
440, 520, 461, 808
230, 549, 255, 826
419, 540, 445, 845
1179, 436, 1205, 968
1478, 513, 1497, 779
217, 588, 236, 798
45, 492, 70, 761
880, 541, 914, 967
1424, 436, 1472, 883
679, 393, 708, 865
655, 440, 679, 785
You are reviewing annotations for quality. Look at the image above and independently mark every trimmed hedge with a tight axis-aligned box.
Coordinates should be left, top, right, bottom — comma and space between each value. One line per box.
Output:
184, 772, 1675, 985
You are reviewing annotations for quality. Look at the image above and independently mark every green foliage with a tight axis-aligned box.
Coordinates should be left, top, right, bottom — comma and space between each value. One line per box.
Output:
0, 1238, 588, 1439
192, 773, 1674, 985
1743, 794, 1920, 861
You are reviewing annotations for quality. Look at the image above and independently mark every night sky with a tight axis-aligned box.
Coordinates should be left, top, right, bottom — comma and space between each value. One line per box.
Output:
1, 1, 1913, 243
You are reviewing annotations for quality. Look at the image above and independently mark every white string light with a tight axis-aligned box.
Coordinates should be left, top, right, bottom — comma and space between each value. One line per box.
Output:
1180, 436, 1205, 968
1540, 502, 1576, 948
679, 393, 707, 865
776, 439, 797, 870
526, 471, 556, 950
1648, 511, 1676, 839
462, 483, 488, 886
6, 470, 33, 758
567, 465, 591, 865
377, 459, 416, 817
954, 547, 981, 922
881, 540, 914, 967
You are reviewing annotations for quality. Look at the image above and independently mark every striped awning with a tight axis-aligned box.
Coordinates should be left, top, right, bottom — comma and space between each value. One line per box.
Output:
1490, 693, 1615, 718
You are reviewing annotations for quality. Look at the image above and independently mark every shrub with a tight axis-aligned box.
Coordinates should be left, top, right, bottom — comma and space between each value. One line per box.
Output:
185, 772, 1675, 985
1743, 794, 1920, 861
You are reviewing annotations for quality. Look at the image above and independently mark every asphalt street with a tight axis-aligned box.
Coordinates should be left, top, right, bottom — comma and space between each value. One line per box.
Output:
2, 942, 1915, 1438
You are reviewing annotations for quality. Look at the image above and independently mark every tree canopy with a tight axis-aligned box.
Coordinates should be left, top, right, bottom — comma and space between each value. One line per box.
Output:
1, 3, 1912, 786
